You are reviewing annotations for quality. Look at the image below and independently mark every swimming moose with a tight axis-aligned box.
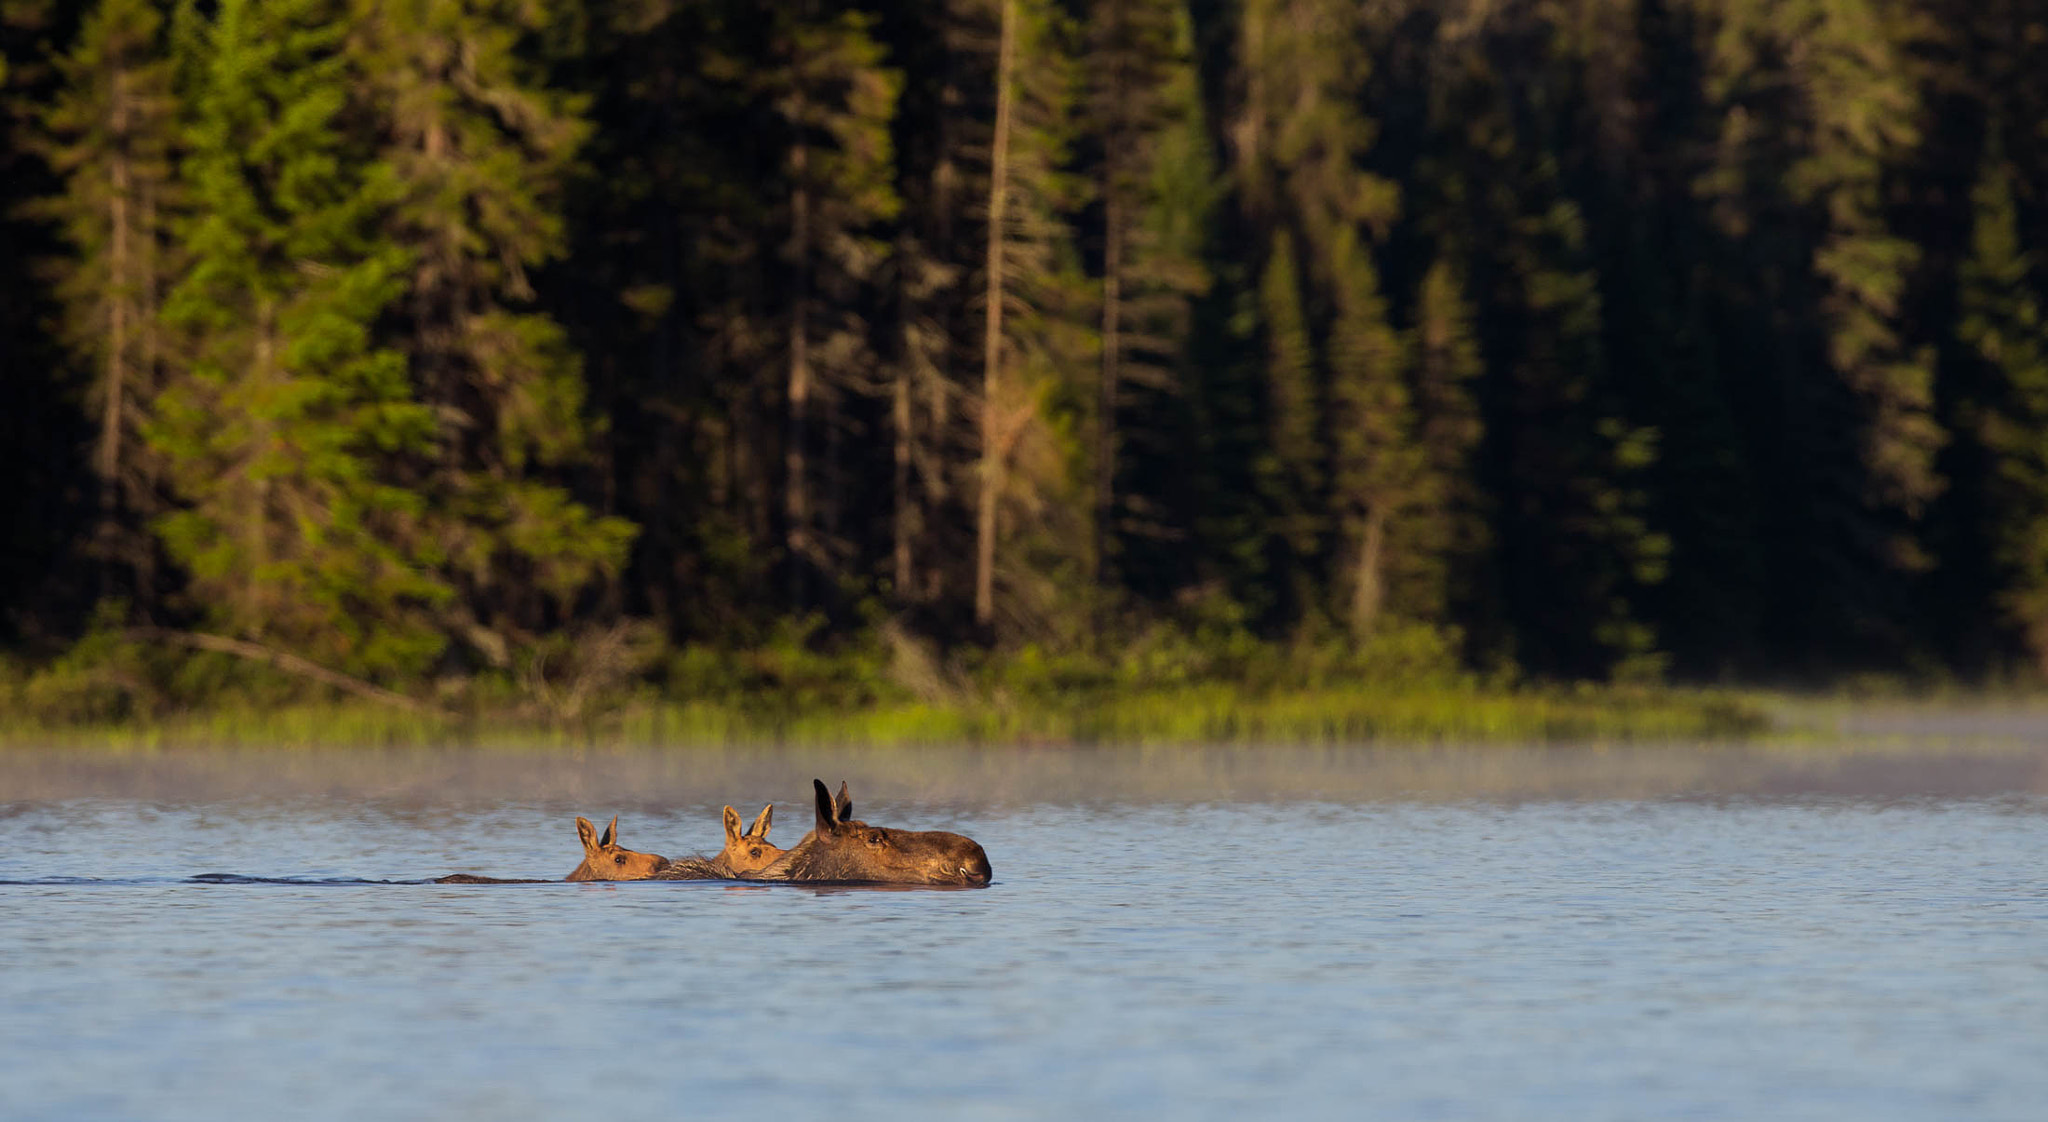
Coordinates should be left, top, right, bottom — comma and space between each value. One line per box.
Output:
439, 781, 990, 887
568, 807, 777, 881
734, 779, 992, 886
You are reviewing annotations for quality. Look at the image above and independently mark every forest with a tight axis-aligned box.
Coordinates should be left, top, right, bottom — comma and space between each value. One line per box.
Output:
2, 0, 2046, 736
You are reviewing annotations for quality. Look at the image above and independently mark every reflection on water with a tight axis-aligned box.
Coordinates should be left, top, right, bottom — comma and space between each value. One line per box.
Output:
2, 739, 2046, 1119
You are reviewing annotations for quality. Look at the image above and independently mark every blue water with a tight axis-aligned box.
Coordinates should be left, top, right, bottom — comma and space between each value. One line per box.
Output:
2, 744, 2045, 1119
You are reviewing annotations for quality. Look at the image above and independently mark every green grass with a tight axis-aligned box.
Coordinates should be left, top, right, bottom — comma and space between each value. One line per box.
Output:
0, 682, 1768, 750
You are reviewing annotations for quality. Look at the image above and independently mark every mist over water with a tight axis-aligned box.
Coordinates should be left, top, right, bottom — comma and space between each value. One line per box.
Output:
3, 738, 2046, 1119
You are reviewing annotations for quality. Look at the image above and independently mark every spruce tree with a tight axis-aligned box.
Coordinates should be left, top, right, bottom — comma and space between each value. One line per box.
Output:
1254, 229, 1320, 589
1695, 0, 1940, 666
1403, 255, 1486, 630
972, 0, 1089, 637
770, 2, 902, 606
36, 0, 178, 602
1090, 0, 1219, 607
347, 0, 634, 665
1957, 142, 2048, 671
1325, 226, 1414, 635
1, 0, 97, 639
153, 0, 442, 676
1082, 0, 1206, 589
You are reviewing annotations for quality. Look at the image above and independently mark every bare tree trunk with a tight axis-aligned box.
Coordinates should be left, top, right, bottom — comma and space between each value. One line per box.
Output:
1096, 190, 1122, 588
893, 360, 914, 597
925, 354, 950, 603
787, 124, 812, 609
135, 183, 159, 607
100, 74, 133, 595
976, 0, 1017, 629
1350, 506, 1386, 636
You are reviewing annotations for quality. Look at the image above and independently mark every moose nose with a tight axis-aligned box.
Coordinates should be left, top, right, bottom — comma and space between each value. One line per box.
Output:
962, 851, 992, 885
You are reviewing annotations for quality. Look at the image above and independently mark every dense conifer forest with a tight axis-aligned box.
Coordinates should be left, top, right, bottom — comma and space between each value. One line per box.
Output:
2, 0, 2046, 729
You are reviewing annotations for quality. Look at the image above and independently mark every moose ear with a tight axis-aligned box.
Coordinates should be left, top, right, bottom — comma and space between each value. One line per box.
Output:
576, 816, 600, 854
723, 805, 743, 845
836, 781, 853, 823
748, 804, 773, 839
600, 814, 619, 849
813, 779, 839, 833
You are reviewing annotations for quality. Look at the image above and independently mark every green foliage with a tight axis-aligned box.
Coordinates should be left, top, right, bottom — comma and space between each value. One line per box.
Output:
1957, 139, 2048, 671
347, 0, 633, 657
32, 0, 178, 546
1256, 229, 1321, 560
153, 0, 440, 677
11, 0, 2048, 709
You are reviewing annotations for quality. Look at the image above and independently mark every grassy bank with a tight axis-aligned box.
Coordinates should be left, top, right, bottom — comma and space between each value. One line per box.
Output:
0, 621, 1771, 748
0, 684, 1767, 750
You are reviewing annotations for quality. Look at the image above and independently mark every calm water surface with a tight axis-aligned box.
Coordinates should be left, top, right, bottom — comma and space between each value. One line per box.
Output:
2, 740, 2045, 1119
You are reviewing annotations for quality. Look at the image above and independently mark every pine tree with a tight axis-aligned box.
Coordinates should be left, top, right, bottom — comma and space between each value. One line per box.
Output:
876, 0, 974, 618
1089, 0, 1219, 608
1232, 0, 1428, 635
347, 0, 634, 665
152, 0, 442, 676
771, 2, 902, 606
1083, 0, 1206, 589
1402, 255, 1486, 628
550, 0, 775, 639
1325, 226, 1415, 635
35, 0, 178, 602
1411, 10, 1668, 677
1957, 139, 2048, 671
973, 0, 1089, 636
1695, 0, 1941, 665
1, 0, 98, 640
1254, 228, 1320, 579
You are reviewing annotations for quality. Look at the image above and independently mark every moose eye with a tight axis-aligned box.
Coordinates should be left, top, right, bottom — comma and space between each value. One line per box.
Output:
613, 854, 627, 865
749, 847, 762, 858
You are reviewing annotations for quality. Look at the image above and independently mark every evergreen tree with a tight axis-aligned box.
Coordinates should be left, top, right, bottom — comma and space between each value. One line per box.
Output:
1092, 0, 1220, 608
1253, 228, 1320, 601
1695, 0, 1940, 667
552, 0, 775, 640
1, 0, 97, 641
1402, 255, 1486, 630
1325, 225, 1413, 634
35, 0, 178, 603
347, 0, 634, 665
1082, 0, 1207, 590
973, 0, 1089, 637
152, 0, 440, 675
1957, 140, 2048, 671
770, 2, 902, 606
1419, 11, 1668, 677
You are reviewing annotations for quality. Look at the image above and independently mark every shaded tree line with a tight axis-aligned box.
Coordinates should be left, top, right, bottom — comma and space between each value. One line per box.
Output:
3, 0, 2047, 692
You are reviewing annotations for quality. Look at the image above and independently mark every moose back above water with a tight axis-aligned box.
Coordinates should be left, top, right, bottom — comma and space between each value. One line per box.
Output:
744, 779, 992, 887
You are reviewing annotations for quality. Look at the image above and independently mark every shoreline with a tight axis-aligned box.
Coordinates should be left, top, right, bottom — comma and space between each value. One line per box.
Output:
0, 683, 1768, 751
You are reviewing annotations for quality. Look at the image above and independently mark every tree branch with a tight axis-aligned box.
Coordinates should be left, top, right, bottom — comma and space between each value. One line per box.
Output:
129, 628, 446, 716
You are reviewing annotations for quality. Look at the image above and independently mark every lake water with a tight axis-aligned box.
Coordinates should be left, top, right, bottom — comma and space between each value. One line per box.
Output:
3, 736, 2046, 1119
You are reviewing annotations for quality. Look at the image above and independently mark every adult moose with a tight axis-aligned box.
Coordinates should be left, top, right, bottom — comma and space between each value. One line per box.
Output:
745, 779, 991, 886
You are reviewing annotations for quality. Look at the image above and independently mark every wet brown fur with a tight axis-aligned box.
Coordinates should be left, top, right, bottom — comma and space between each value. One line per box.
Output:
565, 814, 672, 881
747, 780, 991, 886
709, 804, 783, 876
